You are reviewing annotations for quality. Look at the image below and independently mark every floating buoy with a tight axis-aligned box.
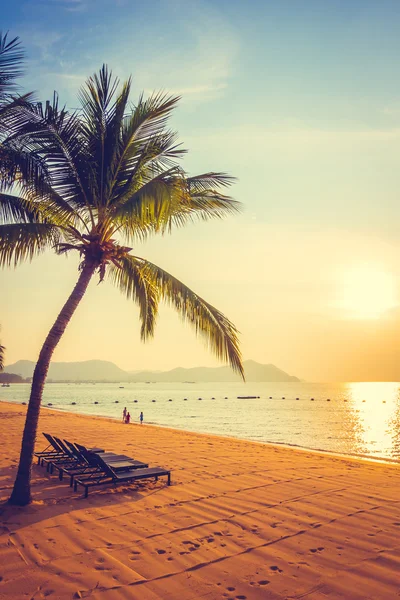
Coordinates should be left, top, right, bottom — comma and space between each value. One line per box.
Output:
134, 400, 138, 403
198, 397, 202, 400
296, 397, 299, 400
71, 402, 76, 405
212, 397, 215, 399
152, 399, 156, 402
168, 399, 172, 402
383, 400, 386, 403
47, 403, 53, 406
94, 401, 99, 404
115, 400, 119, 403
225, 397, 228, 399
269, 396, 272, 399
362, 400, 366, 403
22, 402, 26, 405
311, 399, 314, 401
344, 399, 348, 402
327, 399, 331, 402
184, 398, 188, 401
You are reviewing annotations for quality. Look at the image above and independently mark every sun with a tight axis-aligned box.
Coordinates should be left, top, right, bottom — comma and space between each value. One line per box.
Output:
338, 265, 398, 319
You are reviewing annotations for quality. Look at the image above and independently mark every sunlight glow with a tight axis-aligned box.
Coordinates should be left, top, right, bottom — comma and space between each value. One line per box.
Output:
338, 265, 398, 319
346, 382, 398, 457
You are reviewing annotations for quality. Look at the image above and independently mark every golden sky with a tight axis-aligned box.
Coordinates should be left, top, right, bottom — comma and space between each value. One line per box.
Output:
2, 0, 400, 381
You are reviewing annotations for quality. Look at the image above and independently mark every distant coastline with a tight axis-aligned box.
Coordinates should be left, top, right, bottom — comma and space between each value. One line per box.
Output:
4, 359, 301, 384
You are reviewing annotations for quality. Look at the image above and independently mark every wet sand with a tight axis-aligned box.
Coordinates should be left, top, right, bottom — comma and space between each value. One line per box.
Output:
1, 400, 400, 599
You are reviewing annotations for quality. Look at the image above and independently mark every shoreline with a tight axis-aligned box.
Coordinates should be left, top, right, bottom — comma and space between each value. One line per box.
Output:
1, 401, 400, 599
2, 397, 399, 467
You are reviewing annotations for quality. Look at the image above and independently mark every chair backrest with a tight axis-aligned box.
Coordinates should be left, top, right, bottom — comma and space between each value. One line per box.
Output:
63, 440, 84, 462
89, 452, 116, 478
74, 444, 99, 468
42, 433, 65, 454
54, 437, 73, 457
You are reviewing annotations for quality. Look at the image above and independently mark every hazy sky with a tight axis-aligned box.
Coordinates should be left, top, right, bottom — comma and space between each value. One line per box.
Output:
2, 0, 400, 381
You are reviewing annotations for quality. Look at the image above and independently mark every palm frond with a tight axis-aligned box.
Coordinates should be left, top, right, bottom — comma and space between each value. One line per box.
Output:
121, 255, 244, 377
107, 254, 159, 340
106, 93, 184, 203
113, 169, 240, 239
0, 32, 24, 100
0, 222, 62, 266
6, 96, 94, 214
0, 192, 38, 224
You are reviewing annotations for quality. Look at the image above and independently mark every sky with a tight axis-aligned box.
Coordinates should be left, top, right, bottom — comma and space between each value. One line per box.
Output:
2, 0, 400, 381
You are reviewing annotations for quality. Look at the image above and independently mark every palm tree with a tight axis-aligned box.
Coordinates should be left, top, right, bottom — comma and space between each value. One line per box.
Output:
0, 65, 243, 506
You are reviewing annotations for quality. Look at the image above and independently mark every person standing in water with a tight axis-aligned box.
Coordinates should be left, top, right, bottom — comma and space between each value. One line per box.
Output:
123, 407, 127, 422
126, 412, 131, 424
140, 411, 144, 425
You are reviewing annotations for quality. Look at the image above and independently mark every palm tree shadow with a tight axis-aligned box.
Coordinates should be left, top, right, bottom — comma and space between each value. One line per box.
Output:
0, 463, 169, 532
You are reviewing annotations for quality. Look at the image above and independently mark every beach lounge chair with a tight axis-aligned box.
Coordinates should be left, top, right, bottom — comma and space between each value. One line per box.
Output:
74, 443, 143, 465
55, 441, 149, 486
35, 433, 70, 466
42, 438, 104, 472
74, 453, 171, 497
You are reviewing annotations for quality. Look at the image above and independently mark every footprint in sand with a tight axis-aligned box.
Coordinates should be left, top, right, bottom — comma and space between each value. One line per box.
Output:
236, 596, 247, 599
258, 580, 270, 586
156, 549, 166, 555
131, 551, 141, 555
270, 565, 283, 573
226, 586, 235, 591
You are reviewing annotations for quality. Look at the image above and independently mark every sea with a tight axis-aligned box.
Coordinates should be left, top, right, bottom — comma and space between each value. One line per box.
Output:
2, 381, 400, 463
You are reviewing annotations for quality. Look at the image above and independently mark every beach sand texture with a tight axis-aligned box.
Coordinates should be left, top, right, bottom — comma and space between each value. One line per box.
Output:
1, 402, 400, 599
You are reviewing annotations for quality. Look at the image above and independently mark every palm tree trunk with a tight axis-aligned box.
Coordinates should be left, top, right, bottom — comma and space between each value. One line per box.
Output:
8, 262, 96, 506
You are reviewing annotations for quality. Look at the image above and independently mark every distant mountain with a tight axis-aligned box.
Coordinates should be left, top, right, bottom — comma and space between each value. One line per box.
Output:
5, 359, 128, 382
132, 360, 300, 382
5, 359, 300, 383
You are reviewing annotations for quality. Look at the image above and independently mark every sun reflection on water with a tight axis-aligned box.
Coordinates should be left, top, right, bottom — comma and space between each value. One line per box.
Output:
345, 382, 400, 458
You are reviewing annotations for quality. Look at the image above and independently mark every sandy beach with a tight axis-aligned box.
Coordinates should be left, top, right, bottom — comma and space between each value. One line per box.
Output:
1, 401, 400, 599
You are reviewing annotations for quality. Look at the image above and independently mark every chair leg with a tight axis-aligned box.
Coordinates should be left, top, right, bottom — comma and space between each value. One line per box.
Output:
85, 486, 89, 498
167, 473, 171, 486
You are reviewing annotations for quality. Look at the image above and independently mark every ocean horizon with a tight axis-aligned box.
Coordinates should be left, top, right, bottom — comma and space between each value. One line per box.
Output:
2, 380, 400, 463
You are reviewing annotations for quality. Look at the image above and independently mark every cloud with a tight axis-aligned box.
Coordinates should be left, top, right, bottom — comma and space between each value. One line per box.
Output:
113, 0, 239, 104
